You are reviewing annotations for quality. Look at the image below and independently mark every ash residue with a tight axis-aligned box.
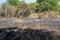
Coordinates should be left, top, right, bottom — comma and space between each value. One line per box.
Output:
0, 28, 60, 40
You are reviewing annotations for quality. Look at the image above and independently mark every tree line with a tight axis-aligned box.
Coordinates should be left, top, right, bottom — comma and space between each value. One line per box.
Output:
0, 0, 60, 18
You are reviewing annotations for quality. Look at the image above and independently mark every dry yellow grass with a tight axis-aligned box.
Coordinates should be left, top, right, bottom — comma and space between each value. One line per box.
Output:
17, 24, 60, 32
28, 11, 59, 19
28, 13, 39, 18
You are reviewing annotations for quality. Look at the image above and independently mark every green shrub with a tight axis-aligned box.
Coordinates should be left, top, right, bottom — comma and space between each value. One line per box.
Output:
36, 0, 58, 12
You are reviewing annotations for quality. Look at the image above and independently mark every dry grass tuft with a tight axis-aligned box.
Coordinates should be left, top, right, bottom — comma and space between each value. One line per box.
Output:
29, 11, 60, 19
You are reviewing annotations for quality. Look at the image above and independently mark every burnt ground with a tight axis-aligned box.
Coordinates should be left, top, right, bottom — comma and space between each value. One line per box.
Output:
0, 18, 60, 40
0, 28, 60, 40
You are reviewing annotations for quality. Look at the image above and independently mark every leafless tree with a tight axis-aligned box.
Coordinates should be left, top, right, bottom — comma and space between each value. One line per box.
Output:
4, 4, 16, 17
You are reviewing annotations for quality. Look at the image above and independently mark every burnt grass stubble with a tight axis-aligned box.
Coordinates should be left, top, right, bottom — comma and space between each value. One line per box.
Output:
0, 28, 60, 40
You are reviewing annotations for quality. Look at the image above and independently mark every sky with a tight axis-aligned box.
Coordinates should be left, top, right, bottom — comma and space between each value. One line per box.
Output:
0, 0, 60, 4
0, 0, 7, 4
59, 2, 60, 4
0, 0, 36, 4
25, 0, 36, 3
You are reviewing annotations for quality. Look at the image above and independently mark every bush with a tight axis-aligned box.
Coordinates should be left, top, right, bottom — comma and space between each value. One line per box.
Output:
36, 0, 58, 12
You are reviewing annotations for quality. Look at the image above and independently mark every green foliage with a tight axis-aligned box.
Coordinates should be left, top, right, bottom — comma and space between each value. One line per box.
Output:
18, 2, 28, 10
36, 0, 59, 12
17, 2, 31, 17
0, 5, 5, 17
28, 2, 39, 13
7, 0, 20, 6
0, 0, 60, 17
58, 5, 60, 14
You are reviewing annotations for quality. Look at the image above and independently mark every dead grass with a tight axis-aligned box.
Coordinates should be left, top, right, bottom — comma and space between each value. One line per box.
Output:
29, 11, 60, 19
28, 13, 39, 18
17, 25, 60, 33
